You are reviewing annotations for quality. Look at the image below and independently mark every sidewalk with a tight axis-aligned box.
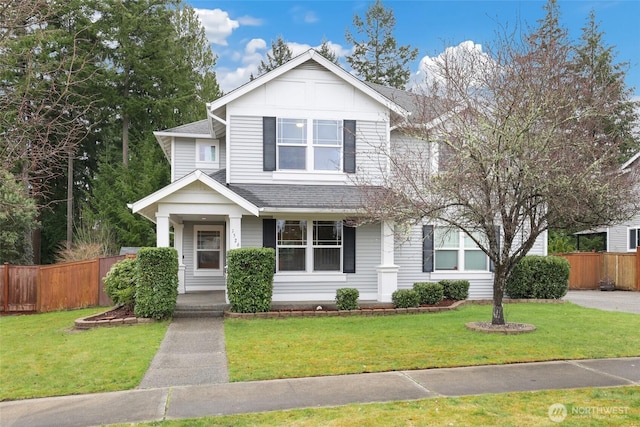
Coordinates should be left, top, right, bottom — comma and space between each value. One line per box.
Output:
1, 357, 639, 427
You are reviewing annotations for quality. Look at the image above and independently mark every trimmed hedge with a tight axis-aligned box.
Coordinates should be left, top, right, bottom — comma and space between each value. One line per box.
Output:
336, 288, 359, 310
103, 258, 137, 309
413, 282, 444, 305
227, 247, 275, 313
505, 255, 570, 299
134, 247, 179, 320
439, 280, 470, 300
392, 289, 420, 308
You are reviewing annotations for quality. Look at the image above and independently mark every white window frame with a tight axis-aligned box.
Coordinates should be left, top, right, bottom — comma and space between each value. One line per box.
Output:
629, 226, 640, 252
195, 139, 219, 169
193, 225, 224, 276
275, 218, 344, 275
434, 227, 489, 272
276, 118, 343, 172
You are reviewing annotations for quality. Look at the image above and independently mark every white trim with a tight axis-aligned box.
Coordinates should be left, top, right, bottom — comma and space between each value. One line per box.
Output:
193, 225, 225, 276
627, 225, 640, 252
430, 271, 494, 281
195, 139, 220, 169
153, 131, 212, 139
621, 151, 640, 171
130, 169, 260, 220
271, 292, 378, 302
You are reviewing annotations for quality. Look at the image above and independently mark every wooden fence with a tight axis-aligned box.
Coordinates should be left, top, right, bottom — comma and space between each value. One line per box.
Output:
1, 255, 128, 314
556, 248, 639, 291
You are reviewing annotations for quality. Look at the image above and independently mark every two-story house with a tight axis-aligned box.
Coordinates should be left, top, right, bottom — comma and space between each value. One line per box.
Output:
130, 49, 547, 302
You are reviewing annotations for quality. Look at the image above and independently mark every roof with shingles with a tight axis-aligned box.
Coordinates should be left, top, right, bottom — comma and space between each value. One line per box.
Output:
208, 170, 367, 210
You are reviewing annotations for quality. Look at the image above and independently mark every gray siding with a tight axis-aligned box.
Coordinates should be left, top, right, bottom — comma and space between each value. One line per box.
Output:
344, 223, 379, 296
173, 137, 227, 182
355, 120, 388, 184
229, 115, 267, 183
608, 214, 640, 252
241, 216, 262, 247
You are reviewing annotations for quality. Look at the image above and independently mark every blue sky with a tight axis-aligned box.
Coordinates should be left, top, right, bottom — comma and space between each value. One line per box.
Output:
188, 1, 640, 99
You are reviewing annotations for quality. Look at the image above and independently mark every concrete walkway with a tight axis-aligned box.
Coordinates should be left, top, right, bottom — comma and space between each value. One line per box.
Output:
1, 357, 638, 427
564, 290, 640, 314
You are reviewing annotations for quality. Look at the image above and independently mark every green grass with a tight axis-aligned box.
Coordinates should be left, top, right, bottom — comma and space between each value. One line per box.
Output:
225, 303, 640, 381
124, 386, 640, 426
0, 308, 168, 401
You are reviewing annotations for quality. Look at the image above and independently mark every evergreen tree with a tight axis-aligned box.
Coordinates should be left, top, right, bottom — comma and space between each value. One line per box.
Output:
317, 38, 339, 64
345, 0, 418, 89
0, 169, 38, 264
573, 9, 639, 163
251, 36, 293, 79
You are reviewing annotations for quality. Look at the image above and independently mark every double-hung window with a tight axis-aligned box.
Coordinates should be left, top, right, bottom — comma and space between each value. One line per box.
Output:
194, 225, 223, 275
630, 227, 640, 251
276, 219, 342, 272
434, 227, 488, 271
276, 118, 342, 171
195, 139, 219, 169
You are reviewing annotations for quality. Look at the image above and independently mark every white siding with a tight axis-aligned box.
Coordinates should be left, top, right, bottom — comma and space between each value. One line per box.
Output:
241, 216, 262, 247
355, 120, 388, 185
183, 222, 226, 291
228, 115, 267, 183
344, 223, 380, 298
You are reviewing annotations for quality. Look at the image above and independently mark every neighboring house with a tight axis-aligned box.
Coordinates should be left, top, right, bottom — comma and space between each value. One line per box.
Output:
576, 151, 640, 253
130, 49, 547, 302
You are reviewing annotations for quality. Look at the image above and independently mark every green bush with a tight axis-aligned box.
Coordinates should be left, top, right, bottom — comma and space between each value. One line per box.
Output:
134, 247, 179, 320
227, 247, 275, 313
439, 280, 470, 300
413, 282, 443, 305
336, 288, 359, 310
392, 289, 420, 308
505, 256, 570, 299
103, 258, 137, 309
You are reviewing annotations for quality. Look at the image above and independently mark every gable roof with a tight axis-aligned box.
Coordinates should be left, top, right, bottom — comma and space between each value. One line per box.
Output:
621, 150, 640, 171
153, 119, 212, 161
129, 170, 260, 221
206, 49, 410, 118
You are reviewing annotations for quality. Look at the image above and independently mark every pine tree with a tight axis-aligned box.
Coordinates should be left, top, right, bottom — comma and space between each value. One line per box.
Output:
317, 38, 339, 64
345, 0, 418, 89
573, 10, 639, 163
251, 36, 293, 79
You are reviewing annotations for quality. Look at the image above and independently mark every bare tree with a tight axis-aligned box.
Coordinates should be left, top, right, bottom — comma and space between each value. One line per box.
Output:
356, 10, 639, 325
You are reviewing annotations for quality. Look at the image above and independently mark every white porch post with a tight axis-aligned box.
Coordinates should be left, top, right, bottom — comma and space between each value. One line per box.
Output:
228, 215, 242, 249
155, 213, 170, 247
173, 222, 186, 294
377, 220, 399, 302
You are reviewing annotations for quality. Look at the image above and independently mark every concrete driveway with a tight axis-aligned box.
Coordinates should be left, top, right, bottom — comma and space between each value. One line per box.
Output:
564, 290, 640, 314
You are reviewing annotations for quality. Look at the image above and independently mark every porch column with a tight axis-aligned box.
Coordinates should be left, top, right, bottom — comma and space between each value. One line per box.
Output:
377, 220, 399, 302
156, 213, 170, 247
173, 222, 186, 294
228, 215, 242, 249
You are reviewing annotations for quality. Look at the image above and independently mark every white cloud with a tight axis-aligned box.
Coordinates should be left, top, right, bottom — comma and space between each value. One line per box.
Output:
237, 15, 263, 26
194, 8, 239, 46
245, 38, 267, 54
413, 41, 495, 91
290, 7, 318, 24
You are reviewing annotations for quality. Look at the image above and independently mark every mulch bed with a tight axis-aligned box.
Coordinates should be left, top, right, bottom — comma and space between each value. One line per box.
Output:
84, 306, 136, 321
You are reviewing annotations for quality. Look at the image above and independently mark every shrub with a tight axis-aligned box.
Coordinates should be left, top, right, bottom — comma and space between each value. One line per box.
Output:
440, 280, 470, 300
103, 258, 137, 309
392, 289, 420, 308
134, 247, 179, 320
413, 282, 443, 305
227, 247, 275, 313
336, 288, 359, 310
505, 255, 570, 299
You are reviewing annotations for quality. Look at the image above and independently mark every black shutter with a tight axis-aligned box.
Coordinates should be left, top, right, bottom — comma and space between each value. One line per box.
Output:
343, 222, 356, 273
263, 219, 276, 249
263, 117, 276, 171
631, 228, 638, 250
343, 120, 356, 173
423, 225, 434, 272
490, 226, 500, 272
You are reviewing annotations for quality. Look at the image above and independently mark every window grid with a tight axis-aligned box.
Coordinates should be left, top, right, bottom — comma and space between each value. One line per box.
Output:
434, 227, 488, 271
276, 118, 343, 171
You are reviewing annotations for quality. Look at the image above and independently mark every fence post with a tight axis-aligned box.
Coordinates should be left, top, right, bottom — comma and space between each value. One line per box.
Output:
3, 263, 8, 312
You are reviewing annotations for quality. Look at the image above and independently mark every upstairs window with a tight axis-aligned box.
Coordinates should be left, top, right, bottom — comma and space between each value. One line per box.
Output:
276, 118, 343, 171
195, 139, 219, 169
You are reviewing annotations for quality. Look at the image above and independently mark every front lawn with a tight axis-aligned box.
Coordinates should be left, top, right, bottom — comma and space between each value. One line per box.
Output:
225, 302, 640, 381
0, 308, 168, 400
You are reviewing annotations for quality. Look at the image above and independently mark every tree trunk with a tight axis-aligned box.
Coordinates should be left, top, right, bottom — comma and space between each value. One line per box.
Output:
66, 150, 73, 250
122, 115, 129, 167
492, 268, 506, 325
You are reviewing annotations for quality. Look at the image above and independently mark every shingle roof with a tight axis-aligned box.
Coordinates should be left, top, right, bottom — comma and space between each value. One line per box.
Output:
164, 119, 210, 135
209, 170, 366, 210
